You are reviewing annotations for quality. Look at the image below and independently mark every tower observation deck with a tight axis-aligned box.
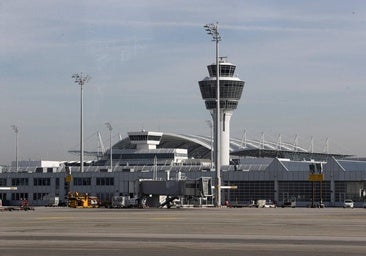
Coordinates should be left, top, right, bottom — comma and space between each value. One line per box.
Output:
199, 59, 245, 165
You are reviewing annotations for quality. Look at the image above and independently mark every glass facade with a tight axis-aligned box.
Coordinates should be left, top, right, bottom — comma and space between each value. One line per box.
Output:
11, 178, 29, 186
113, 153, 175, 160
129, 135, 161, 141
34, 178, 51, 186
199, 80, 244, 100
96, 177, 114, 186
205, 100, 238, 110
335, 181, 366, 202
0, 178, 6, 186
73, 177, 91, 186
278, 181, 331, 203
33, 193, 48, 200
11, 193, 28, 200
199, 79, 244, 111
225, 181, 275, 203
207, 64, 236, 77
224, 180, 332, 205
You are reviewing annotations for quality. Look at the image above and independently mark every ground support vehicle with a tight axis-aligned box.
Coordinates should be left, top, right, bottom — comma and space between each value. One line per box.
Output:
281, 198, 296, 208
111, 196, 139, 208
343, 199, 354, 208
264, 200, 277, 208
67, 192, 100, 208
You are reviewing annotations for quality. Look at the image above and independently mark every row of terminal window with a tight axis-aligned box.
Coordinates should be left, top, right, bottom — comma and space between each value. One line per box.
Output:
10, 178, 51, 186
129, 135, 161, 141
74, 177, 114, 186
9, 193, 52, 201
5, 177, 114, 187
112, 153, 175, 160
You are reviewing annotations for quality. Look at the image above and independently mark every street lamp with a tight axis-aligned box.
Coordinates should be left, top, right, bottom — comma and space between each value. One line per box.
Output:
105, 122, 113, 170
72, 73, 90, 173
204, 22, 222, 207
11, 125, 19, 172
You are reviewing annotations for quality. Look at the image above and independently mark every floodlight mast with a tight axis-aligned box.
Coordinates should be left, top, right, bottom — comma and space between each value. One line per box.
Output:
204, 22, 222, 207
105, 122, 113, 170
11, 125, 19, 172
72, 73, 90, 173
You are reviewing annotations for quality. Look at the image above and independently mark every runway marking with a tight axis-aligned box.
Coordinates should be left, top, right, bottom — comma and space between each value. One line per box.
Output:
150, 217, 181, 220
36, 217, 75, 220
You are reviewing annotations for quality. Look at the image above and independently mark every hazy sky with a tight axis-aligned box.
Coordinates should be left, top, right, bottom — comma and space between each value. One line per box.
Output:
1, 0, 366, 165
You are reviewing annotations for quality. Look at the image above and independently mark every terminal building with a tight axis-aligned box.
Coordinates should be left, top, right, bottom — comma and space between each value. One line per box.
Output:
1, 129, 366, 207
1, 59, 366, 207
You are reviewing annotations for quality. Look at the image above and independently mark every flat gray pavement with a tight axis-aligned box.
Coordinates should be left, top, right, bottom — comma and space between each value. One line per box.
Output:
1, 207, 366, 256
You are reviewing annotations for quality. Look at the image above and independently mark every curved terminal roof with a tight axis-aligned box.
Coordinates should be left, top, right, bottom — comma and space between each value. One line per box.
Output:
112, 131, 310, 160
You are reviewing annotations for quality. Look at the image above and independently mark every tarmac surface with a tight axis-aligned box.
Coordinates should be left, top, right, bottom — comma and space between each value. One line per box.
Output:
1, 207, 366, 256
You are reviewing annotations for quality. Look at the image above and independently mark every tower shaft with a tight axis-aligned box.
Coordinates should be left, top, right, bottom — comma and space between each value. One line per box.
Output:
211, 110, 233, 165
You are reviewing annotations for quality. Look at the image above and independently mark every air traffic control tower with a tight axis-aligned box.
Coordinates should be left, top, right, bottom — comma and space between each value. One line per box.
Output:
199, 59, 245, 165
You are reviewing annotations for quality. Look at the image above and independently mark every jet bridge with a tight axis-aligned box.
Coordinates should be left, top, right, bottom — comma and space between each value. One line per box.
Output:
138, 177, 213, 207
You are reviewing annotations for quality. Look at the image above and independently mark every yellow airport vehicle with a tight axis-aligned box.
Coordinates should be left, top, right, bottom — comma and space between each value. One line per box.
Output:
67, 192, 99, 208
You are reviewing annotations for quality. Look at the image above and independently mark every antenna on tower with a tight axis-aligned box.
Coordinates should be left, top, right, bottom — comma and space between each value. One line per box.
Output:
219, 56, 228, 62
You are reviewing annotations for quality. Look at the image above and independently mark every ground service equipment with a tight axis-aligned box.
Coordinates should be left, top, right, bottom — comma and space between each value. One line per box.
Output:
67, 192, 99, 208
